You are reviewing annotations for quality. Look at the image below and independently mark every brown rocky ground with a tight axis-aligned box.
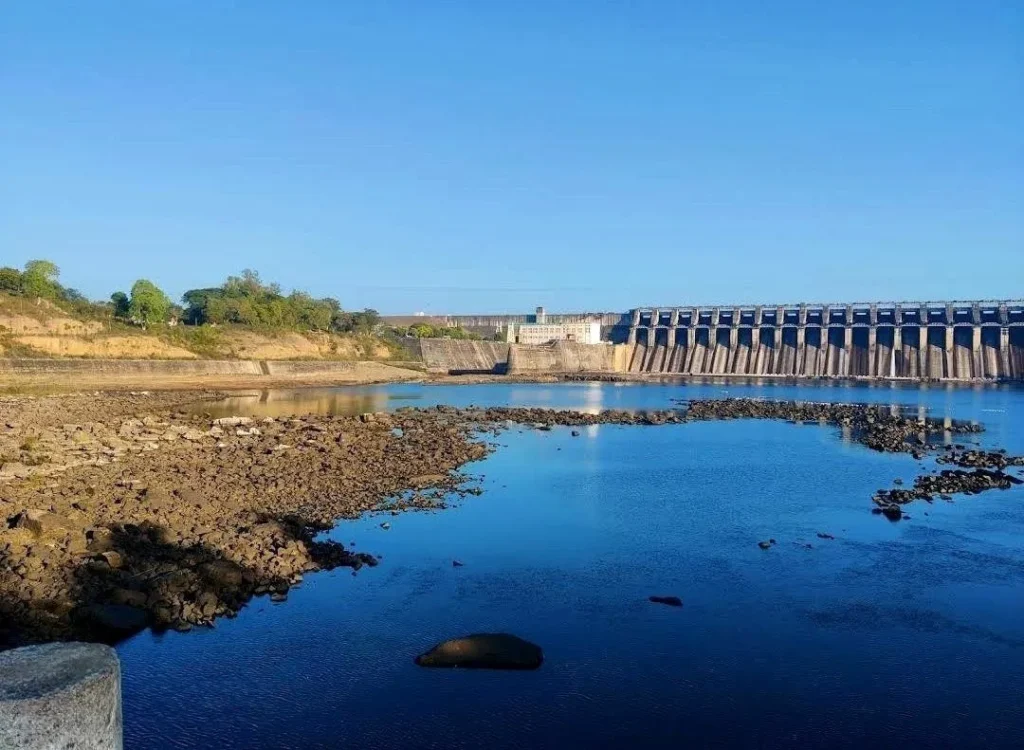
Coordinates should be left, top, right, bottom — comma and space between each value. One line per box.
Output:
1, 393, 1020, 648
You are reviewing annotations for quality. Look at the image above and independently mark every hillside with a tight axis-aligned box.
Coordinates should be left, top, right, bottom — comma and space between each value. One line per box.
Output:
0, 294, 400, 361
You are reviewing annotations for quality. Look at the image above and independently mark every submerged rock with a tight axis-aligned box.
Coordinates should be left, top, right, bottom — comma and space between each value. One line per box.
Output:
649, 595, 683, 607
415, 633, 543, 670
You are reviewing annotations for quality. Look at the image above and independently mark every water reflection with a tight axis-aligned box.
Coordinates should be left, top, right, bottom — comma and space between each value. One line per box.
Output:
192, 388, 392, 418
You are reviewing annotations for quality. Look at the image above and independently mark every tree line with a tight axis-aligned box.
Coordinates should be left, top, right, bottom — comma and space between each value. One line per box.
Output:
0, 261, 381, 333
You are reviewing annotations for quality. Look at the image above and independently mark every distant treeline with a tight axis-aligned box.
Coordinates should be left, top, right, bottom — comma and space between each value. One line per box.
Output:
180, 270, 379, 333
0, 261, 380, 334
0, 260, 489, 340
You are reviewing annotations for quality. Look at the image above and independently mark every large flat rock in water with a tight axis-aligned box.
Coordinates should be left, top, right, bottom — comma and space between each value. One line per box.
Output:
415, 633, 543, 670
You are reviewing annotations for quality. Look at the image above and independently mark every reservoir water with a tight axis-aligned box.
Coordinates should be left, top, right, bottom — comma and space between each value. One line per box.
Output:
125, 381, 1024, 748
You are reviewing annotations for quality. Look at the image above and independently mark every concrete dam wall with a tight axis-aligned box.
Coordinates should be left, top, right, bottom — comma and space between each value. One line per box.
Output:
626, 301, 1024, 380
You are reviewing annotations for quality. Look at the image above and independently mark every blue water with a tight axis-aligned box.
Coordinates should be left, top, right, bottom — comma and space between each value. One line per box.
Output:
125, 382, 1024, 749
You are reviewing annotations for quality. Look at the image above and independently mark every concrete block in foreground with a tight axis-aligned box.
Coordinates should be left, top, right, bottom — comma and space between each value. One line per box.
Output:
0, 642, 122, 750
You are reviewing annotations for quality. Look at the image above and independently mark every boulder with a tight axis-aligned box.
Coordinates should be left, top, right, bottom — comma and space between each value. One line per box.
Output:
97, 551, 124, 569
213, 417, 252, 427
415, 633, 543, 670
199, 560, 245, 587
14, 510, 74, 539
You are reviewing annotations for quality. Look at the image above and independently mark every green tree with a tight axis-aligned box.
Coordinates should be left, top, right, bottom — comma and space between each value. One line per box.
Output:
350, 308, 380, 333
21, 259, 60, 299
110, 291, 130, 318
409, 323, 435, 338
0, 266, 22, 293
128, 279, 172, 325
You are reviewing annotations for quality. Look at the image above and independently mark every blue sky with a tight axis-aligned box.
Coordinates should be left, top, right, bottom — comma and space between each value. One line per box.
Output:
1, 1, 1021, 314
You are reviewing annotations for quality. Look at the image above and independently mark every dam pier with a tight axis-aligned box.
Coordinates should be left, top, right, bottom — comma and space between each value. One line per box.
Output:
625, 301, 1024, 380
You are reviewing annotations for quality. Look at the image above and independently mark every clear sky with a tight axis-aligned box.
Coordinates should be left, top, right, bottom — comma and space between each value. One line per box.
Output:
1, 1, 1021, 314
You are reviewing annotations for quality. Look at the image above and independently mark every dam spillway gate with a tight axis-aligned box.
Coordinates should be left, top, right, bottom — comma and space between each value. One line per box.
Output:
626, 301, 1024, 380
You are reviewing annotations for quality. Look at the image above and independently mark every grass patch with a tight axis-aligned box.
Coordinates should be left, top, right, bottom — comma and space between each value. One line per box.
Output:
159, 325, 225, 358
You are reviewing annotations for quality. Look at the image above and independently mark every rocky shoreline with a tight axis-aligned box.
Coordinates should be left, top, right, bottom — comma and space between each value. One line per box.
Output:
1, 393, 1020, 648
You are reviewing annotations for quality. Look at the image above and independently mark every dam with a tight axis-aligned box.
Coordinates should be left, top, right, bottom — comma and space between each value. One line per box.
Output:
625, 300, 1024, 380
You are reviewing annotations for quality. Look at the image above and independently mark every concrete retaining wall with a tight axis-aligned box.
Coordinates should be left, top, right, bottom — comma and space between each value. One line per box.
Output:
0, 358, 421, 388
416, 340, 511, 373
0, 359, 261, 376
507, 342, 625, 373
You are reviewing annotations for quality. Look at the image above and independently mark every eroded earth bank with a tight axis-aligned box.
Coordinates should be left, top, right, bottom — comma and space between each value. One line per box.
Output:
1, 391, 1021, 648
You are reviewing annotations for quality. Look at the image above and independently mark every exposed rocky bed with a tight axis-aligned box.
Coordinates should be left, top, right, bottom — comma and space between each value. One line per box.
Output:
0, 400, 499, 647
0, 394, 1020, 648
679, 397, 984, 453
871, 445, 1024, 520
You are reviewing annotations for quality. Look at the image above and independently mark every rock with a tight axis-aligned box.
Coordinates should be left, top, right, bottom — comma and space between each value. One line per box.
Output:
97, 550, 124, 569
213, 417, 252, 427
816, 532, 835, 540
14, 510, 73, 538
452, 560, 464, 567
85, 527, 114, 552
758, 540, 773, 550
108, 588, 147, 608
648, 595, 683, 607
415, 633, 543, 670
359, 413, 377, 423
236, 427, 261, 437
571, 430, 581, 437
199, 560, 245, 587
893, 478, 903, 485
380, 522, 391, 530
881, 505, 903, 521
0, 462, 32, 480
197, 591, 219, 617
